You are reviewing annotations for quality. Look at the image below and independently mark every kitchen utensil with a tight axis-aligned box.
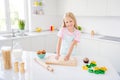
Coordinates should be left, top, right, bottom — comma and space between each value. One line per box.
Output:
34, 58, 54, 72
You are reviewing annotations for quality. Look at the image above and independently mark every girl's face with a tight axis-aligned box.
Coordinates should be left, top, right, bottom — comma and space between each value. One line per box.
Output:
64, 17, 75, 29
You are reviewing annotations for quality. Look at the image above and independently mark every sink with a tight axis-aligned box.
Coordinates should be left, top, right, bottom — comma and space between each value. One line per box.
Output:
17, 33, 29, 36
81, 33, 103, 39
99, 36, 120, 42
2, 33, 29, 38
2, 34, 15, 38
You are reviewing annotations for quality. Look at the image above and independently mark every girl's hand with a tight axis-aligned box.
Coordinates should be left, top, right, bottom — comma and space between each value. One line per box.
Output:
64, 55, 70, 61
55, 54, 60, 60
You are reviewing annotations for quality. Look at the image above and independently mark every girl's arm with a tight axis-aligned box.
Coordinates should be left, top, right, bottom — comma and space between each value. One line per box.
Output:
56, 37, 62, 59
64, 40, 78, 61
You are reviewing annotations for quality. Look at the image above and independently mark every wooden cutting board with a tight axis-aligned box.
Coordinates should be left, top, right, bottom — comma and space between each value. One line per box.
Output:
45, 55, 77, 66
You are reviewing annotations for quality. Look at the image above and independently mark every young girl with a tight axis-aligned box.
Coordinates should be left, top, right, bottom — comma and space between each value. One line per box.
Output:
56, 12, 80, 61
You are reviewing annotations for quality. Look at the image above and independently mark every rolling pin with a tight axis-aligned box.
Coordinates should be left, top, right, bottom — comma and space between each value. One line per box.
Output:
34, 58, 54, 72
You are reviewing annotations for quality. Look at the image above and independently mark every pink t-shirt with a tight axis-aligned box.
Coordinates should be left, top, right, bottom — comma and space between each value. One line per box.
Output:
57, 27, 81, 55
57, 28, 80, 42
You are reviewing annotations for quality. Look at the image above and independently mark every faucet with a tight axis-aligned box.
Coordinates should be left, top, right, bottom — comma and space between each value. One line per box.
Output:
11, 29, 16, 37
11, 29, 19, 37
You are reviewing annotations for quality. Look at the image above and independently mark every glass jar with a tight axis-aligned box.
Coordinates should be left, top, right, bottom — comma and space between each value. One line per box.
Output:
1, 46, 12, 70
12, 41, 23, 62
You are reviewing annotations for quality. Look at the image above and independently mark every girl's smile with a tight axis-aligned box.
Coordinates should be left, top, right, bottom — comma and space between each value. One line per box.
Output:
64, 17, 75, 32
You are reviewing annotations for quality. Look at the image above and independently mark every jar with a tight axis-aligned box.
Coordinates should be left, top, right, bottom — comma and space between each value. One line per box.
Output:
1, 46, 12, 70
12, 41, 23, 61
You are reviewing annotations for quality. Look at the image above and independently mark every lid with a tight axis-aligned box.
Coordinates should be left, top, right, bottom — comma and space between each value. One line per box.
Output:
1, 46, 11, 50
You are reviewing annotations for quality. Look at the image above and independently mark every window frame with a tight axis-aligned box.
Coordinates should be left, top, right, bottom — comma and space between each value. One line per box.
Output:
0, 0, 29, 33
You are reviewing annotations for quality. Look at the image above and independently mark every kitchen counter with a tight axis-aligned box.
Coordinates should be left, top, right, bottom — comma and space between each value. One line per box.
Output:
1, 51, 120, 80
0, 31, 120, 43
0, 36, 7, 40
81, 32, 120, 43
99, 35, 120, 42
0, 30, 58, 40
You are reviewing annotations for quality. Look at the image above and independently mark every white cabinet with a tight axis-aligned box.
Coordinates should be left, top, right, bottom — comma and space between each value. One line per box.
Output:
0, 38, 32, 51
31, 33, 57, 53
77, 38, 100, 57
87, 0, 107, 16
45, 34, 57, 53
99, 41, 120, 72
57, 0, 107, 16
31, 35, 46, 51
0, 40, 12, 48
12, 37, 32, 51
0, 32, 58, 53
77, 37, 120, 72
86, 0, 120, 16
57, 0, 120, 16
107, 0, 120, 16
57, 0, 88, 16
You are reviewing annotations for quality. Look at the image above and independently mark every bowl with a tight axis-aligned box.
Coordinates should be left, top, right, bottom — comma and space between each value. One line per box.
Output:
37, 54, 45, 59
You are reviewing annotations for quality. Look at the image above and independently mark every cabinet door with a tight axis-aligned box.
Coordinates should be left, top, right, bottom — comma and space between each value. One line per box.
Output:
31, 35, 46, 51
0, 40, 12, 48
107, 0, 120, 16
45, 34, 57, 53
57, 0, 107, 16
57, 0, 88, 16
65, 0, 88, 16
13, 37, 32, 51
87, 0, 107, 16
99, 41, 120, 72
77, 38, 100, 57
21, 37, 32, 51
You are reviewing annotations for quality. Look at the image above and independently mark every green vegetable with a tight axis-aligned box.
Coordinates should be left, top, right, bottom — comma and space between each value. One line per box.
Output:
90, 63, 97, 67
94, 70, 100, 74
88, 69, 93, 73
78, 26, 82, 31
18, 19, 25, 30
94, 70, 105, 74
86, 64, 91, 68
39, 1, 43, 6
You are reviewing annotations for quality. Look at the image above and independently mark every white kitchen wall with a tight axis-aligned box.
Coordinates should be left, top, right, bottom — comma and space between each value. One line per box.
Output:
77, 16, 120, 37
56, 16, 120, 37
44, 15, 120, 38
29, 0, 120, 37
28, 0, 58, 31
56, 0, 120, 37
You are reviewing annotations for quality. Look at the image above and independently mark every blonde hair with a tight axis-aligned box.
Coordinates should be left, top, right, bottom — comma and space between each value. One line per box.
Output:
62, 12, 78, 29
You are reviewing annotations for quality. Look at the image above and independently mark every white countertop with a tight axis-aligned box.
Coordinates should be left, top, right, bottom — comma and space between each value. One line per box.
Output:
0, 52, 120, 80
0, 30, 120, 43
0, 51, 120, 80
0, 30, 58, 40
81, 32, 120, 43
0, 36, 7, 40
30, 52, 120, 80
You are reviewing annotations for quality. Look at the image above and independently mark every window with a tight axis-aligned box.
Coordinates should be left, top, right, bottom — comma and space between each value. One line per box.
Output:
0, 0, 28, 32
0, 0, 6, 31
